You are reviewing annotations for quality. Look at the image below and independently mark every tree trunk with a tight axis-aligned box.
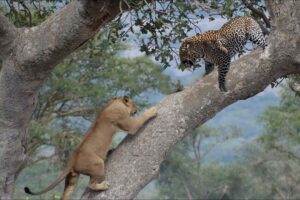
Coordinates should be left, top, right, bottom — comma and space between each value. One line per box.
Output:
0, 0, 127, 198
81, 0, 300, 199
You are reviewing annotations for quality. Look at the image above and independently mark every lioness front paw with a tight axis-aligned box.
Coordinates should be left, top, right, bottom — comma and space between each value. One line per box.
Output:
146, 107, 157, 117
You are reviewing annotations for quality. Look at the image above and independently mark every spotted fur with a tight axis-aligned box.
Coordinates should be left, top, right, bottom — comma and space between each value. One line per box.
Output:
179, 16, 267, 92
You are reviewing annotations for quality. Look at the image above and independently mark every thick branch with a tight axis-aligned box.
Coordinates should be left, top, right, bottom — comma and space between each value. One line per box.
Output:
0, 13, 17, 59
13, 0, 123, 80
241, 0, 271, 28
82, 0, 300, 199
12, 0, 153, 79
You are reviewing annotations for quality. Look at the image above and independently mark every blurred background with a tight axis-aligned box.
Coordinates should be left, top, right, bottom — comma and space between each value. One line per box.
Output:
1, 0, 299, 199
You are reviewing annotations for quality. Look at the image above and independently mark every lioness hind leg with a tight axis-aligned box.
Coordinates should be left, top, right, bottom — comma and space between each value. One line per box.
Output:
89, 179, 109, 191
61, 172, 79, 200
86, 158, 109, 191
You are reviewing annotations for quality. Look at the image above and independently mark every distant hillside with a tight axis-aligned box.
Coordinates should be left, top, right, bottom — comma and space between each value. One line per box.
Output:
208, 88, 280, 139
202, 87, 280, 163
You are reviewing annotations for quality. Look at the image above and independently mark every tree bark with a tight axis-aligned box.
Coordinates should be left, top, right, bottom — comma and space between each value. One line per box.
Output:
0, 13, 17, 59
288, 76, 300, 95
81, 0, 300, 199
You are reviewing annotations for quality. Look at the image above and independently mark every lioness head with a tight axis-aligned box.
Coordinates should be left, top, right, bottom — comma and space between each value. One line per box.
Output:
121, 96, 138, 115
106, 96, 138, 116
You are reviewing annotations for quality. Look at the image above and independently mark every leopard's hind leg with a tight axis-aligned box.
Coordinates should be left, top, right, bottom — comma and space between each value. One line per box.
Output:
217, 55, 231, 92
248, 22, 267, 49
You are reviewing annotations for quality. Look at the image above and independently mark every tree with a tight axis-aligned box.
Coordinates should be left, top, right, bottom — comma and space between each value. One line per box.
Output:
239, 85, 300, 199
260, 83, 300, 159
256, 82, 300, 199
0, 0, 300, 199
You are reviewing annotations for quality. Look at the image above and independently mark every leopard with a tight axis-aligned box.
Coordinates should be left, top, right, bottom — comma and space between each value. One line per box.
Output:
24, 96, 157, 200
179, 16, 267, 92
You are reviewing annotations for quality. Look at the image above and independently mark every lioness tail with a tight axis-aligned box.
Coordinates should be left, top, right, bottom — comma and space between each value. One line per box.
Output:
24, 167, 71, 195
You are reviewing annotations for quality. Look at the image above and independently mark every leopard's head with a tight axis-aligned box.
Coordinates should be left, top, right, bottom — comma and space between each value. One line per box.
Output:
179, 40, 205, 70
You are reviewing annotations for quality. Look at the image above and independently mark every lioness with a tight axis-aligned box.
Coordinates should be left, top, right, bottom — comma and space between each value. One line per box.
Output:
24, 96, 157, 200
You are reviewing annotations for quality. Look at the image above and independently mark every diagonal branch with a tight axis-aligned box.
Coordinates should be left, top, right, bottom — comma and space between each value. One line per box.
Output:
81, 48, 300, 200
81, 0, 300, 199
0, 13, 17, 59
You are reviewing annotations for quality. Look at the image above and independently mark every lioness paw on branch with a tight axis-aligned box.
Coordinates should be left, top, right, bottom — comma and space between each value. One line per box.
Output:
24, 96, 157, 200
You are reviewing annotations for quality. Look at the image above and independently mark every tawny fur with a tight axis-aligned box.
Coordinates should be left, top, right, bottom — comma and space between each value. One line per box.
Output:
24, 96, 157, 200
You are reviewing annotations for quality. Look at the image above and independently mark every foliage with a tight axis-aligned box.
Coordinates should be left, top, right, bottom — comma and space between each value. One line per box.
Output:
0, 0, 69, 27
155, 126, 247, 199
155, 125, 300, 200
113, 0, 268, 68
0, 0, 269, 69
259, 83, 300, 159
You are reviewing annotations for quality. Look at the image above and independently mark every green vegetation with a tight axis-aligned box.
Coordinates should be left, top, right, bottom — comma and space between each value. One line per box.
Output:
0, 0, 268, 68
151, 80, 300, 199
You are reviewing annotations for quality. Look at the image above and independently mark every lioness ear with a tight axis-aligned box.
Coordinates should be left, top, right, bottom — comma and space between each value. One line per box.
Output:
123, 96, 130, 104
